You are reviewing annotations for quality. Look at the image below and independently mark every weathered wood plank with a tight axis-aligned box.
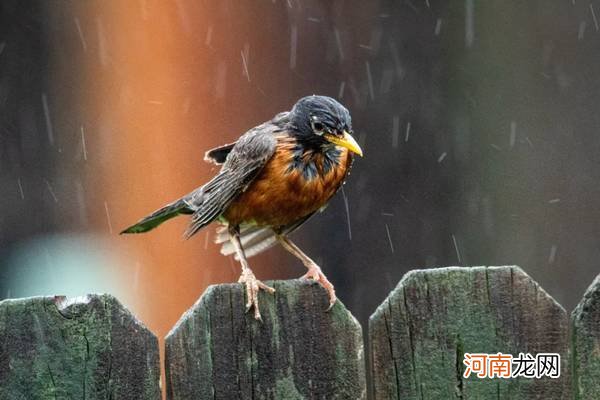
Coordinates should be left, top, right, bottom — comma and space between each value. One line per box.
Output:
0, 294, 161, 399
165, 279, 366, 399
369, 266, 570, 400
572, 273, 600, 399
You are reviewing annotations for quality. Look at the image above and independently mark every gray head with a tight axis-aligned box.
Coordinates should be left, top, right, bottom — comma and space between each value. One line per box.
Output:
288, 95, 362, 156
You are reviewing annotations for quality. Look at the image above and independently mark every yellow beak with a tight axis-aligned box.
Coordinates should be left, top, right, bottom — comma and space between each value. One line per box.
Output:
324, 130, 363, 157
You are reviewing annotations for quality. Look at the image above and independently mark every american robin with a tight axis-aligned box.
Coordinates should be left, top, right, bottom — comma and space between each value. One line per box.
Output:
121, 95, 362, 319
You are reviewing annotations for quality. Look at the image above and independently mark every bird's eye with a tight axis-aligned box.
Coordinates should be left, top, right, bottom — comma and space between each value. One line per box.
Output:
311, 121, 324, 135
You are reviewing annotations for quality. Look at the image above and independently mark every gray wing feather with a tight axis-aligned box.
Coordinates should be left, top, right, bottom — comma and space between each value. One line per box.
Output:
183, 124, 278, 238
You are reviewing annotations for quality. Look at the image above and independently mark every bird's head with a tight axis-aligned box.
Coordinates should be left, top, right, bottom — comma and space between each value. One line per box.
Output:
289, 95, 363, 157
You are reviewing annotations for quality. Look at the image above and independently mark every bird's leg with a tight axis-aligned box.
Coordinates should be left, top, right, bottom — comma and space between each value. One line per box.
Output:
229, 226, 275, 320
277, 235, 336, 310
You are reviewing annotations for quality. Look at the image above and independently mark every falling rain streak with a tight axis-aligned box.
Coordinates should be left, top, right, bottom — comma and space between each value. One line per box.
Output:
44, 179, 58, 203
591, 4, 599, 31
338, 81, 346, 99
205, 26, 213, 46
385, 224, 394, 253
465, 0, 475, 47
290, 25, 298, 69
1, 1, 598, 367
104, 201, 113, 234
510, 121, 517, 148
579, 21, 587, 40
241, 47, 250, 82
452, 234, 462, 263
334, 28, 344, 60
435, 18, 442, 36
366, 62, 375, 101
41, 94, 54, 146
81, 126, 88, 161
74, 17, 87, 52
341, 186, 352, 241
17, 178, 24, 200
548, 245, 557, 264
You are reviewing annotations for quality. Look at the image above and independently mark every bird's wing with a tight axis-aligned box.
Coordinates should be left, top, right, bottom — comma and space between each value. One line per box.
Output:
204, 142, 236, 165
183, 124, 278, 238
202, 113, 289, 166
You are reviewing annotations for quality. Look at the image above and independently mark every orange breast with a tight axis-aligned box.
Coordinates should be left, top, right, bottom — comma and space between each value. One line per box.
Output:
223, 135, 351, 227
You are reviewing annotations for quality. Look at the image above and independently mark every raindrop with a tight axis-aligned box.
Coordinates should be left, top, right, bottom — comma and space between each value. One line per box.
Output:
385, 224, 394, 253
96, 17, 108, 67
465, 0, 475, 47
452, 234, 462, 263
435, 18, 443, 36
590, 4, 599, 31
338, 81, 346, 99
525, 136, 534, 148
290, 24, 298, 69
341, 186, 352, 241
104, 200, 113, 234
578, 21, 586, 40
74, 17, 87, 52
389, 41, 405, 79
333, 28, 344, 60
17, 178, 24, 200
510, 121, 517, 148
205, 26, 214, 46
44, 179, 58, 203
41, 93, 54, 146
81, 125, 88, 161
548, 245, 557, 264
366, 62, 375, 101
241, 46, 250, 82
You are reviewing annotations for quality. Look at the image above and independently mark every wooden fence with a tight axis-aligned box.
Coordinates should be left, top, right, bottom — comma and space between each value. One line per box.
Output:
1, 266, 598, 399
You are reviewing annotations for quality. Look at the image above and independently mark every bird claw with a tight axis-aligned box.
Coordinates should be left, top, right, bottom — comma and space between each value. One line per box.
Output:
301, 264, 337, 310
238, 268, 275, 320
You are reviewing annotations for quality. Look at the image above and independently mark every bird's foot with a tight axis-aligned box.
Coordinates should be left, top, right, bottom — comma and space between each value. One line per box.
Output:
301, 264, 337, 310
238, 268, 275, 320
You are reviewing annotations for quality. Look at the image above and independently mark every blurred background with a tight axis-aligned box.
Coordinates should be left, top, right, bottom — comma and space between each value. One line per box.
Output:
1, 0, 599, 387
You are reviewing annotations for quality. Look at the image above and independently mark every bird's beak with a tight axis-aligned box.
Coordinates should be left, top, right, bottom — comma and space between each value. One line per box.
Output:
324, 130, 363, 157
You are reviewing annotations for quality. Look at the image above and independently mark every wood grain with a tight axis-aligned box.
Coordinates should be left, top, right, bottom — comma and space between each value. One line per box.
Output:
165, 279, 366, 399
369, 266, 570, 400
0, 294, 160, 399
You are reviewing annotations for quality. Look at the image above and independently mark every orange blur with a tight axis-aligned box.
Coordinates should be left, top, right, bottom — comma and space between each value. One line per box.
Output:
73, 1, 284, 395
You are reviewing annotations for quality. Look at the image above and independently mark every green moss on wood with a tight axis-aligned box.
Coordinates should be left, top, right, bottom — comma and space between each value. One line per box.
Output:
165, 279, 366, 399
369, 266, 570, 400
0, 294, 160, 400
572, 274, 600, 399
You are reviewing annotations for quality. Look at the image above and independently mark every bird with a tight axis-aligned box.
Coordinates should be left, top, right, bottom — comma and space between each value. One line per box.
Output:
121, 95, 362, 320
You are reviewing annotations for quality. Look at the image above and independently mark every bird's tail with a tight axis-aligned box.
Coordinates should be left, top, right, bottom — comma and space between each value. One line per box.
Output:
120, 198, 192, 234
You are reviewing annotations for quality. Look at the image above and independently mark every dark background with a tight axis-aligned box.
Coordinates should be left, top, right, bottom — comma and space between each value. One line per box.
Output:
1, 0, 599, 371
